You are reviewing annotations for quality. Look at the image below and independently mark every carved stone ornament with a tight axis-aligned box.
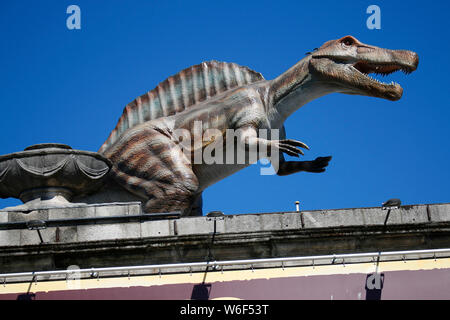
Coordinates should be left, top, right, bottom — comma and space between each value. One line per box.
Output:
0, 143, 111, 211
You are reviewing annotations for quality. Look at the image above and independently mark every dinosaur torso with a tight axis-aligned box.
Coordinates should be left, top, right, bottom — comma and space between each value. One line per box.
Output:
104, 82, 277, 192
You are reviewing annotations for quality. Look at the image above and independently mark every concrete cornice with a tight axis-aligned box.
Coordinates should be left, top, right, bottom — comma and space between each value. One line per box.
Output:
0, 203, 449, 273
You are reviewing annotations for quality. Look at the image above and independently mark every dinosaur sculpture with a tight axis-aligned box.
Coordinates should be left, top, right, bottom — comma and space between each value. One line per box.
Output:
99, 35, 418, 216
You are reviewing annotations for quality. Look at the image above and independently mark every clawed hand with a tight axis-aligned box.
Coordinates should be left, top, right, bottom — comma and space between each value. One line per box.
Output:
276, 155, 332, 176
304, 156, 332, 173
271, 139, 310, 157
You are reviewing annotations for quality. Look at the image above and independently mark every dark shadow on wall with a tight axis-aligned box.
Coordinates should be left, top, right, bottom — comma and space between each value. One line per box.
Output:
190, 214, 223, 300
191, 283, 212, 300
16, 275, 37, 300
17, 293, 36, 300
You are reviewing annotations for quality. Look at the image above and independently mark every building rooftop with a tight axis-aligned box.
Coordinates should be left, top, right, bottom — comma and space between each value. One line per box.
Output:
0, 202, 449, 274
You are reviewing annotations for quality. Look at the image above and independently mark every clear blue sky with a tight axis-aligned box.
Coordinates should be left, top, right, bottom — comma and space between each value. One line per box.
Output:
1, 0, 449, 214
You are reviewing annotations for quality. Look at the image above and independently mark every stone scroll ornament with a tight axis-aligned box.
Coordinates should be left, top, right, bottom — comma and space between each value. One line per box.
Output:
99, 36, 418, 216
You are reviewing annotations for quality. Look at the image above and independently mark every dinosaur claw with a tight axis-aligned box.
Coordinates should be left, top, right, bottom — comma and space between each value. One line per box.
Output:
281, 139, 310, 150
279, 147, 299, 157
272, 140, 309, 157
279, 144, 304, 157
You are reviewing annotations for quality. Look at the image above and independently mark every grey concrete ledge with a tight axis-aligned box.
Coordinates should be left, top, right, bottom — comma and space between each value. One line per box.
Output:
0, 203, 448, 246
0, 202, 449, 273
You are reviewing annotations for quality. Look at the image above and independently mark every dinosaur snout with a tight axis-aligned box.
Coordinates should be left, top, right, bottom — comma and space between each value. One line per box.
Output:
391, 50, 419, 73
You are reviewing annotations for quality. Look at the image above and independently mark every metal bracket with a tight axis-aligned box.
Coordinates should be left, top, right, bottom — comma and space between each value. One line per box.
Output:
26, 220, 46, 244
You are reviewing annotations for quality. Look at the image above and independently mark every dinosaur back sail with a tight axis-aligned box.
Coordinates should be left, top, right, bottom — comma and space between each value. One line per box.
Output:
99, 61, 264, 153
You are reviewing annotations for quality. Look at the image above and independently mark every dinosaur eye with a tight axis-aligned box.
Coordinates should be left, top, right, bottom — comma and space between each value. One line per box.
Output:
342, 37, 354, 46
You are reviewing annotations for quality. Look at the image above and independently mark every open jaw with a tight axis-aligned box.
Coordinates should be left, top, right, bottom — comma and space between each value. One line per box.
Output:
349, 60, 416, 101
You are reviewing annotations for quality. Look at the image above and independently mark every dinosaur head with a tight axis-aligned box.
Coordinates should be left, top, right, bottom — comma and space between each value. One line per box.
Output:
309, 35, 418, 101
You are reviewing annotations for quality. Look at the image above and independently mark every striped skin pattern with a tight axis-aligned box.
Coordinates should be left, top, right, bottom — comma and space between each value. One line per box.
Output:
99, 61, 264, 154
104, 126, 202, 214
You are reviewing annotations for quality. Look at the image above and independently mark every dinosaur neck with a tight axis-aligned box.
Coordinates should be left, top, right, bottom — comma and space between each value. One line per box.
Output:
269, 57, 336, 122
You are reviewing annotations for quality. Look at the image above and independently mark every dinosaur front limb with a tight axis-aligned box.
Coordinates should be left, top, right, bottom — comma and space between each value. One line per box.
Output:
236, 126, 309, 159
277, 156, 332, 176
